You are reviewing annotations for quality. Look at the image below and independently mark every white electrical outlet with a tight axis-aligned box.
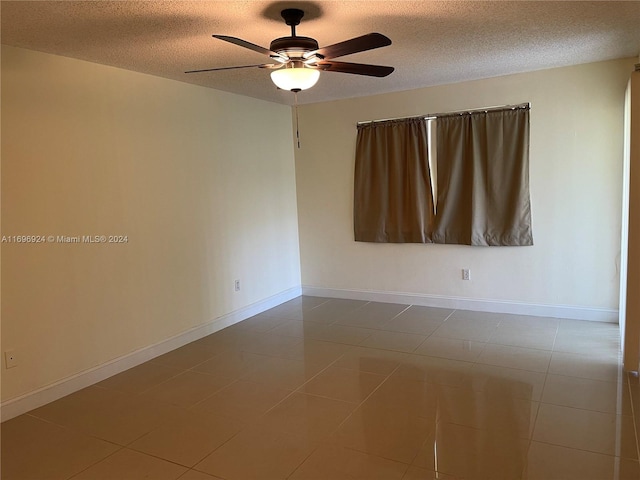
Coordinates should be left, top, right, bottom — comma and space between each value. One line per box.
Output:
462, 269, 471, 281
234, 279, 241, 292
5, 350, 18, 369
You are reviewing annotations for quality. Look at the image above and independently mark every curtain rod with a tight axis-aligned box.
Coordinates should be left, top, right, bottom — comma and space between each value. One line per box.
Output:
356, 102, 530, 126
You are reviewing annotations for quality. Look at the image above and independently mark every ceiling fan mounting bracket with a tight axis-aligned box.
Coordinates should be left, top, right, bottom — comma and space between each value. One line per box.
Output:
281, 8, 305, 28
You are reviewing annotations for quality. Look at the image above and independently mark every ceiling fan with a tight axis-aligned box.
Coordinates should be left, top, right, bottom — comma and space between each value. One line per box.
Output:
185, 8, 394, 92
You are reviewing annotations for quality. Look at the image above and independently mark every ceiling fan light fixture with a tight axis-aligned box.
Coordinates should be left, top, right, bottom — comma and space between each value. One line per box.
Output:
186, 9, 394, 90
270, 66, 320, 91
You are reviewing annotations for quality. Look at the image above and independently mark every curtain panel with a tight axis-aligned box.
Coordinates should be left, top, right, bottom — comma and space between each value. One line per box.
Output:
432, 108, 533, 246
354, 118, 434, 243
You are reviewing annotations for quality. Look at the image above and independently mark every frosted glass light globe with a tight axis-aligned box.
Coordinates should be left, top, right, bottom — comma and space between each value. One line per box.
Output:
271, 67, 320, 91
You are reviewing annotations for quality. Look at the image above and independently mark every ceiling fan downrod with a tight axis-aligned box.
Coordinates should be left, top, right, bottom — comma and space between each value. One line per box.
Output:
281, 8, 304, 36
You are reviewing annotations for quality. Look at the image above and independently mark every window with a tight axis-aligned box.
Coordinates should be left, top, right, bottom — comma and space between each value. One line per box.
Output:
354, 118, 434, 243
354, 105, 533, 246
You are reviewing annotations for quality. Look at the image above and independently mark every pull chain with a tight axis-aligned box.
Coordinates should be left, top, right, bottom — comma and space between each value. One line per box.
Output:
294, 90, 301, 149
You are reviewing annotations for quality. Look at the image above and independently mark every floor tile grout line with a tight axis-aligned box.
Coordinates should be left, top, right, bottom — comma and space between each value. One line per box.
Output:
64, 445, 128, 480
127, 409, 257, 474
249, 341, 374, 480
529, 438, 640, 462
531, 359, 552, 461
525, 375, 544, 475
550, 318, 561, 353
443, 309, 456, 323
265, 306, 454, 336
325, 302, 414, 329
336, 443, 415, 470
251, 345, 354, 419
285, 359, 408, 480
536, 398, 635, 417
283, 448, 317, 479
291, 389, 375, 406
74, 412, 242, 478
381, 303, 413, 326
24, 412, 131, 453
98, 367, 190, 398
99, 345, 244, 398
326, 360, 405, 436
134, 368, 239, 408
122, 442, 210, 472
185, 377, 244, 411
545, 370, 631, 384
27, 405, 162, 451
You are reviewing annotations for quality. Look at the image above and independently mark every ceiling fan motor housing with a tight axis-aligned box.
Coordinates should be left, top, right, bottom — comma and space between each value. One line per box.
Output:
270, 36, 319, 58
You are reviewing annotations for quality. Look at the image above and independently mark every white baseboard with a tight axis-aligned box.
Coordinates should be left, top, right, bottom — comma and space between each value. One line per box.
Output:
302, 286, 618, 323
0, 286, 302, 423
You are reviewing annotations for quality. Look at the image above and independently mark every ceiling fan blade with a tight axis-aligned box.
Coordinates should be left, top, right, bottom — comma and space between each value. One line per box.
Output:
185, 64, 279, 74
315, 61, 394, 77
213, 35, 287, 62
306, 33, 391, 60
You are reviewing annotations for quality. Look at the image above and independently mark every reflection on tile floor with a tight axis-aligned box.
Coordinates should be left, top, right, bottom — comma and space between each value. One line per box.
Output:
2, 296, 639, 479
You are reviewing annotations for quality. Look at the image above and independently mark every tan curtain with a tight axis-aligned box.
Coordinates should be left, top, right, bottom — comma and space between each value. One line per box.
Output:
354, 118, 434, 243
432, 108, 533, 246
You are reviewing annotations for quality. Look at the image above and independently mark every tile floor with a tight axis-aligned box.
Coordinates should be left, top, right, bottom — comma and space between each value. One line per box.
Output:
2, 296, 639, 479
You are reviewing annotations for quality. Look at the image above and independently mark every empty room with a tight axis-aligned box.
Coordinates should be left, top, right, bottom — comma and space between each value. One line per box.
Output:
2, 1, 640, 479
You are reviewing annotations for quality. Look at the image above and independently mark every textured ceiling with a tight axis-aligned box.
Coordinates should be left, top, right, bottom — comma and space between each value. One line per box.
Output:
2, 1, 639, 105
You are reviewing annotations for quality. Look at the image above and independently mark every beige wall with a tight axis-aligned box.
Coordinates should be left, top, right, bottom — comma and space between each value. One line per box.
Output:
294, 58, 635, 315
1, 46, 301, 402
